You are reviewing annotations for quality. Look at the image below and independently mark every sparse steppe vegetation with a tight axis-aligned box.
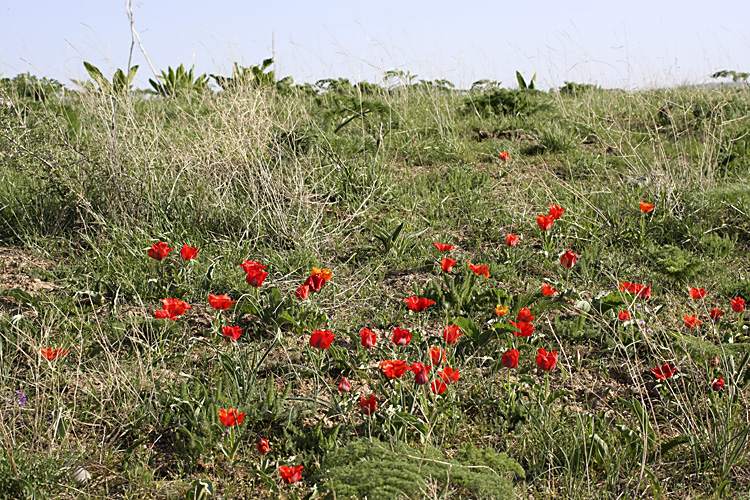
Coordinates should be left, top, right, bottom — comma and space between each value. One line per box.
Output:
0, 65, 749, 499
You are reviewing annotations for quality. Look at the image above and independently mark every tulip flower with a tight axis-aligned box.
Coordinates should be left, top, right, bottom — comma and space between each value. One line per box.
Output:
618, 311, 631, 321
689, 287, 707, 299
410, 362, 431, 385
651, 364, 675, 381
560, 250, 578, 269
711, 376, 725, 392
360, 328, 377, 349
221, 325, 242, 342
404, 296, 436, 312
536, 215, 554, 231
710, 308, 724, 321
180, 244, 198, 260
257, 438, 270, 455
731, 297, 745, 313
380, 360, 409, 379
516, 307, 535, 322
548, 204, 566, 220
502, 349, 519, 368
295, 284, 310, 300
442, 325, 463, 344
147, 242, 173, 261
431, 380, 447, 394
338, 377, 351, 393
438, 367, 460, 384
441, 257, 456, 273
428, 347, 446, 366
433, 242, 455, 251
391, 327, 412, 346
684, 315, 702, 329
360, 395, 378, 415
535, 348, 558, 372
279, 465, 304, 484
468, 261, 490, 278
499, 151, 510, 162
219, 408, 245, 426
510, 321, 535, 338
41, 348, 69, 361
639, 202, 655, 213
542, 283, 557, 296
310, 329, 335, 349
505, 234, 520, 246
209, 294, 235, 310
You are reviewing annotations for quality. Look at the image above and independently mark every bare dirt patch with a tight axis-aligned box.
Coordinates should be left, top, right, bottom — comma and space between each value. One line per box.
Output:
0, 246, 57, 299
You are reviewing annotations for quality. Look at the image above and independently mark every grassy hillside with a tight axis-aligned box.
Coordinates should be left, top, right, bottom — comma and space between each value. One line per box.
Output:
0, 68, 749, 499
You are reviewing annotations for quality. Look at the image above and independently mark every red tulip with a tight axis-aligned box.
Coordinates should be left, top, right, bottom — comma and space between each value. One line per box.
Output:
433, 242, 455, 251
499, 151, 510, 162
380, 360, 409, 379
510, 321, 535, 338
689, 287, 707, 299
684, 315, 702, 329
428, 347, 446, 366
468, 261, 490, 279
560, 250, 578, 269
620, 282, 651, 300
618, 311, 631, 321
651, 363, 675, 381
239, 260, 266, 274
180, 244, 198, 260
221, 325, 242, 342
548, 204, 566, 221
505, 234, 520, 246
442, 325, 463, 344
392, 327, 412, 346
711, 376, 725, 392
295, 284, 310, 300
257, 438, 270, 455
158, 298, 193, 320
710, 308, 724, 321
502, 349, 519, 368
542, 283, 557, 296
536, 214, 554, 231
310, 329, 335, 349
219, 408, 245, 426
438, 366, 460, 384
148, 242, 173, 261
516, 307, 535, 322
209, 294, 235, 310
338, 377, 351, 393
430, 380, 447, 394
441, 257, 456, 273
304, 273, 326, 292
731, 297, 745, 312
535, 348, 558, 372
245, 268, 268, 287
410, 362, 431, 385
639, 202, 655, 213
360, 394, 378, 415
279, 465, 304, 484
360, 328, 377, 349
41, 347, 69, 361
404, 296, 436, 312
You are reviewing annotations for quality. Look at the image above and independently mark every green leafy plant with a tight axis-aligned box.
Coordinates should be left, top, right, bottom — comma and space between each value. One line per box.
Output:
81, 62, 139, 94
149, 64, 209, 97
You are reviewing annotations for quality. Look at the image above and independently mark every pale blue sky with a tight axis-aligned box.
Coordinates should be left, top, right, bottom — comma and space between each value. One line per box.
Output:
2, 1, 749, 89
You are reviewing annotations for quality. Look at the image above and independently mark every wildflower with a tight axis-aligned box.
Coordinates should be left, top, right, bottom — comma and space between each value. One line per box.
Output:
156, 298, 193, 320
239, 260, 266, 274
537, 214, 554, 231
404, 296, 436, 312
311, 267, 332, 282
380, 360, 409, 379
295, 284, 310, 300
245, 268, 268, 287
209, 294, 235, 310
542, 283, 557, 296
560, 250, 578, 269
731, 297, 745, 313
684, 315, 702, 329
279, 465, 304, 484
391, 327, 412, 346
651, 364, 675, 381
433, 242, 455, 251
430, 380, 447, 394
502, 349, 519, 368
180, 244, 198, 260
338, 377, 351, 393
709, 355, 720, 367
548, 204, 566, 220
360, 328, 377, 349
468, 261, 490, 279
310, 329, 335, 349
218, 408, 245, 426
711, 376, 725, 392
410, 362, 431, 385
710, 308, 724, 321
429, 347, 446, 366
494, 304, 509, 316
147, 242, 173, 261
442, 325, 463, 344
360, 395, 378, 415
41, 348, 69, 361
618, 311, 631, 321
441, 257, 456, 273
620, 282, 651, 300
257, 438, 270, 455
506, 234, 520, 246
689, 287, 707, 299
639, 202, 655, 213
221, 325, 242, 342
439, 367, 460, 384
304, 273, 326, 292
510, 321, 535, 338
516, 307, 535, 322
499, 151, 510, 162
535, 348, 558, 372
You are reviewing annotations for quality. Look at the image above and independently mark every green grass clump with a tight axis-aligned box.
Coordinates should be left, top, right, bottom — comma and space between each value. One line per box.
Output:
318, 438, 523, 499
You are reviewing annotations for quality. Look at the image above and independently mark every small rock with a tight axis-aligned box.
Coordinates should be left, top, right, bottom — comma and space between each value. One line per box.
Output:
72, 466, 91, 484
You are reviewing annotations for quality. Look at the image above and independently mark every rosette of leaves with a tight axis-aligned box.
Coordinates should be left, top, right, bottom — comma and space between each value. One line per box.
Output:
149, 64, 209, 97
